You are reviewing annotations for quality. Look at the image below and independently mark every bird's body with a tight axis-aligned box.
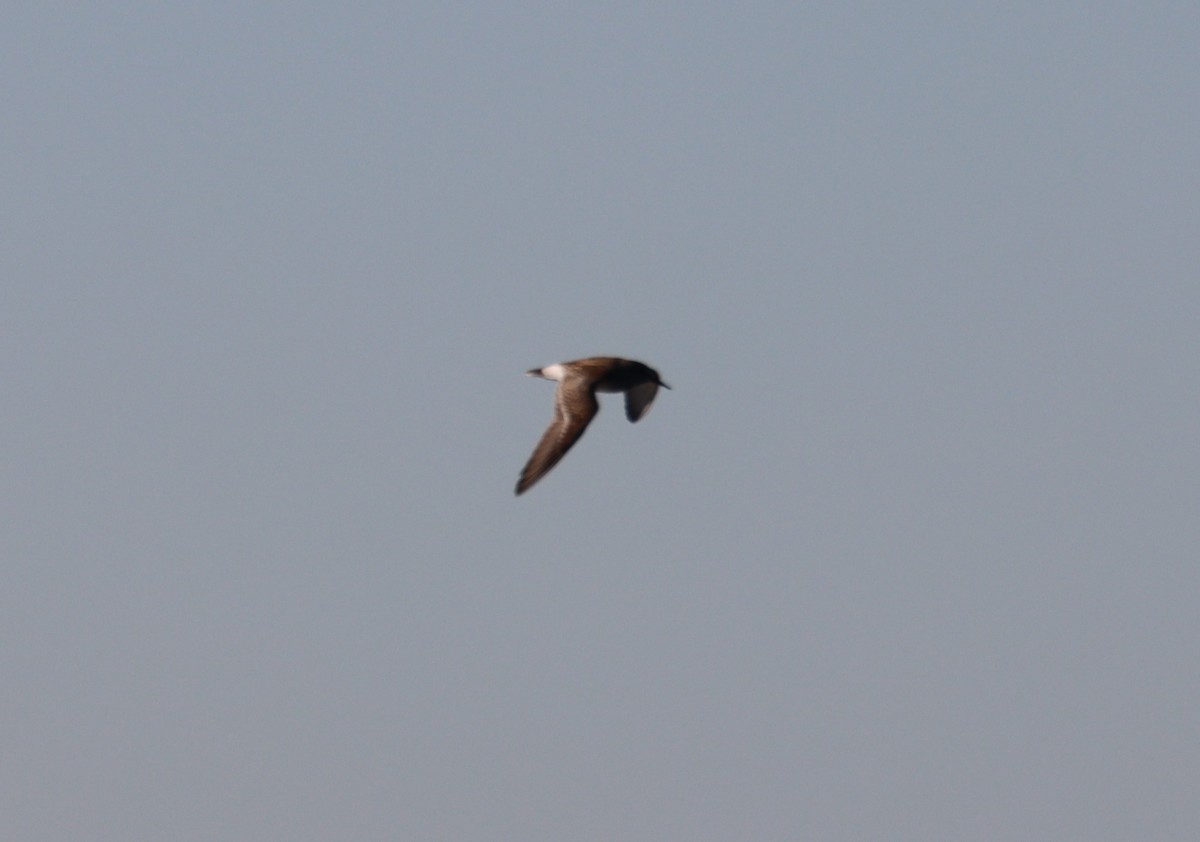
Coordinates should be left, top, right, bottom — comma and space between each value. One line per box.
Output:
515, 357, 670, 495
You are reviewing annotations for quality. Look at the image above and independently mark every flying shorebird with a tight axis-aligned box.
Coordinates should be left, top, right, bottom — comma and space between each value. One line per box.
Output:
515, 357, 670, 495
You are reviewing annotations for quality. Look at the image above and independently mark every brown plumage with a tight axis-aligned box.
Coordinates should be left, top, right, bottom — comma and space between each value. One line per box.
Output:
515, 357, 670, 495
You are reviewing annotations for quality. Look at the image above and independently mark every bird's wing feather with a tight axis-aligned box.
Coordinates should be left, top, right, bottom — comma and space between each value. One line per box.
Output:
515, 380, 599, 495
624, 381, 660, 422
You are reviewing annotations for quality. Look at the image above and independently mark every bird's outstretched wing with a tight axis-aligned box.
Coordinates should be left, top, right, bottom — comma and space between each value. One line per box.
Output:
623, 381, 661, 422
515, 381, 599, 495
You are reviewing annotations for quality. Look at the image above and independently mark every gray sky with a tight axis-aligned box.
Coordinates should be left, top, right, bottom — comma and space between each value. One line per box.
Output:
4, 3, 1198, 839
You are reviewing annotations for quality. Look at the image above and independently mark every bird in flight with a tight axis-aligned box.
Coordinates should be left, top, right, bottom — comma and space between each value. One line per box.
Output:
515, 357, 670, 495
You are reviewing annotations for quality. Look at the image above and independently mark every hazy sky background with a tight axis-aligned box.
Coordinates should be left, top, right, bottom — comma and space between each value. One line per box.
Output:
4, 3, 1198, 839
